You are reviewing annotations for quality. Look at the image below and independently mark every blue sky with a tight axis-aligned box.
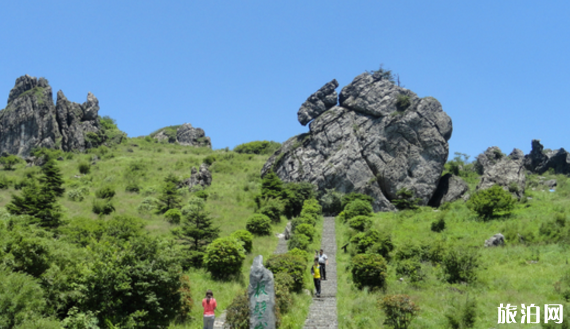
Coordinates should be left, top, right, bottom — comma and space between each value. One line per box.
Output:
1, 1, 568, 160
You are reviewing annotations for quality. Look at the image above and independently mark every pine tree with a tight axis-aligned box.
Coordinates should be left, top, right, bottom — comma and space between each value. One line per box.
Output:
157, 175, 181, 213
39, 159, 65, 197
7, 181, 62, 228
174, 206, 220, 251
260, 170, 284, 199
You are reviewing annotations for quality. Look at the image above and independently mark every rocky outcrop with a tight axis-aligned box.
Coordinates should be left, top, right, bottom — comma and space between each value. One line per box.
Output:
428, 173, 469, 207
297, 79, 339, 126
0, 75, 112, 156
484, 233, 505, 247
263, 72, 453, 211
152, 123, 211, 148
180, 163, 212, 190
476, 148, 526, 199
524, 140, 570, 175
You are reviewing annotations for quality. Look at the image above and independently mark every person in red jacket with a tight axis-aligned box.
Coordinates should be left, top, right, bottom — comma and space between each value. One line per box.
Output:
202, 289, 217, 329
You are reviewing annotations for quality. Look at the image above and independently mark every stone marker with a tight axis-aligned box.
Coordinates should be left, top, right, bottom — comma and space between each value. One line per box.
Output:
248, 255, 276, 329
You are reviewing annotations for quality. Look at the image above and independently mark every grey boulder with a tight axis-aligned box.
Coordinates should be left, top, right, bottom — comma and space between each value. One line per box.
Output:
524, 139, 570, 175
428, 173, 469, 207
476, 148, 526, 199
297, 79, 339, 126
263, 72, 452, 211
484, 233, 505, 247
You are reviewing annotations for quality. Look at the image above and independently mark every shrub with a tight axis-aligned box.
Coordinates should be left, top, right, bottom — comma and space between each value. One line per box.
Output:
287, 248, 310, 261
246, 214, 272, 236
95, 186, 116, 199
92, 199, 115, 215
348, 215, 372, 231
78, 162, 90, 174
259, 198, 283, 223
319, 188, 343, 215
378, 294, 420, 329
287, 233, 310, 251
0, 154, 22, 170
266, 253, 306, 292
344, 199, 373, 221
294, 223, 316, 242
445, 297, 477, 329
66, 188, 85, 202
204, 237, 246, 280
443, 248, 480, 284
291, 216, 316, 231
164, 208, 182, 224
350, 229, 390, 255
194, 190, 209, 200
225, 291, 249, 329
431, 217, 446, 232
231, 230, 254, 253
395, 258, 424, 282
392, 188, 420, 210
274, 273, 293, 314
351, 253, 388, 290
394, 242, 423, 261
395, 94, 411, 111
539, 212, 569, 243
341, 192, 374, 210
467, 184, 516, 219
125, 182, 140, 193
0, 174, 11, 189
233, 140, 281, 155
203, 154, 217, 166
137, 197, 157, 213
554, 268, 570, 301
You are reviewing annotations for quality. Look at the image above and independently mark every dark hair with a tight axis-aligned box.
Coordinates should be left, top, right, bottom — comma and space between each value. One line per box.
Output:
206, 289, 213, 304
314, 258, 319, 262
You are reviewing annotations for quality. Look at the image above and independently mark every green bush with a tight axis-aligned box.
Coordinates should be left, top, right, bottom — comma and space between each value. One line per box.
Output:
395, 258, 424, 282
137, 197, 157, 213
246, 214, 272, 236
394, 242, 423, 261
287, 248, 310, 261
194, 190, 209, 200
445, 297, 477, 329
0, 174, 11, 189
431, 216, 446, 232
291, 216, 316, 231
294, 223, 316, 242
225, 291, 249, 329
233, 140, 281, 155
266, 253, 306, 292
125, 182, 140, 193
443, 248, 480, 284
395, 94, 411, 111
554, 268, 570, 301
351, 253, 388, 290
275, 273, 293, 314
259, 198, 283, 223
164, 208, 182, 224
539, 212, 569, 243
467, 185, 516, 219
282, 182, 316, 219
287, 233, 310, 251
341, 192, 374, 210
319, 188, 344, 215
203, 154, 217, 166
344, 199, 373, 221
0, 154, 22, 170
392, 188, 420, 210
350, 229, 392, 255
348, 215, 372, 231
66, 188, 85, 202
78, 162, 90, 174
378, 294, 420, 329
204, 237, 246, 280
95, 186, 115, 199
92, 199, 115, 215
231, 230, 254, 253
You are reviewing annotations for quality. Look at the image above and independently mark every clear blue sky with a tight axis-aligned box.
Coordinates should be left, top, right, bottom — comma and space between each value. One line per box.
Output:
1, 1, 569, 160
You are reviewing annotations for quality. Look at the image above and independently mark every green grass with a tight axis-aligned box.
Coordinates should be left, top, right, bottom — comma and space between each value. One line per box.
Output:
336, 173, 570, 328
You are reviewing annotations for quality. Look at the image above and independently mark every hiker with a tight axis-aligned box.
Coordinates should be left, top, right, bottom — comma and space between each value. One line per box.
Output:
319, 249, 328, 280
202, 289, 217, 329
311, 258, 322, 297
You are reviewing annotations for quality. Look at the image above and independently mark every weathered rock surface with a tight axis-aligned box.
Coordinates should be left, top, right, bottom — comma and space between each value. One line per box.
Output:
263, 72, 453, 211
0, 75, 111, 156
298, 79, 339, 126
180, 163, 212, 190
476, 148, 526, 199
428, 173, 469, 207
248, 255, 276, 329
524, 140, 570, 175
484, 233, 505, 247
152, 123, 211, 148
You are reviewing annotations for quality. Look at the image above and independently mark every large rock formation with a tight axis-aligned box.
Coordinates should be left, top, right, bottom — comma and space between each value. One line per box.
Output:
524, 139, 570, 175
152, 123, 211, 148
0, 75, 113, 156
179, 163, 212, 191
475, 147, 526, 199
262, 72, 453, 211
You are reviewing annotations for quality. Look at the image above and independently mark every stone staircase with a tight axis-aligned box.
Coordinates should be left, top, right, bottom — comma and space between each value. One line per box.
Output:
304, 217, 338, 329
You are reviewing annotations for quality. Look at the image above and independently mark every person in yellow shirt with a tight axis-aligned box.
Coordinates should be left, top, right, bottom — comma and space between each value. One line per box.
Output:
311, 258, 322, 297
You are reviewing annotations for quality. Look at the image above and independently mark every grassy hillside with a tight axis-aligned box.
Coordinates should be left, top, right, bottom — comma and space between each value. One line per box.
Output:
336, 170, 570, 328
